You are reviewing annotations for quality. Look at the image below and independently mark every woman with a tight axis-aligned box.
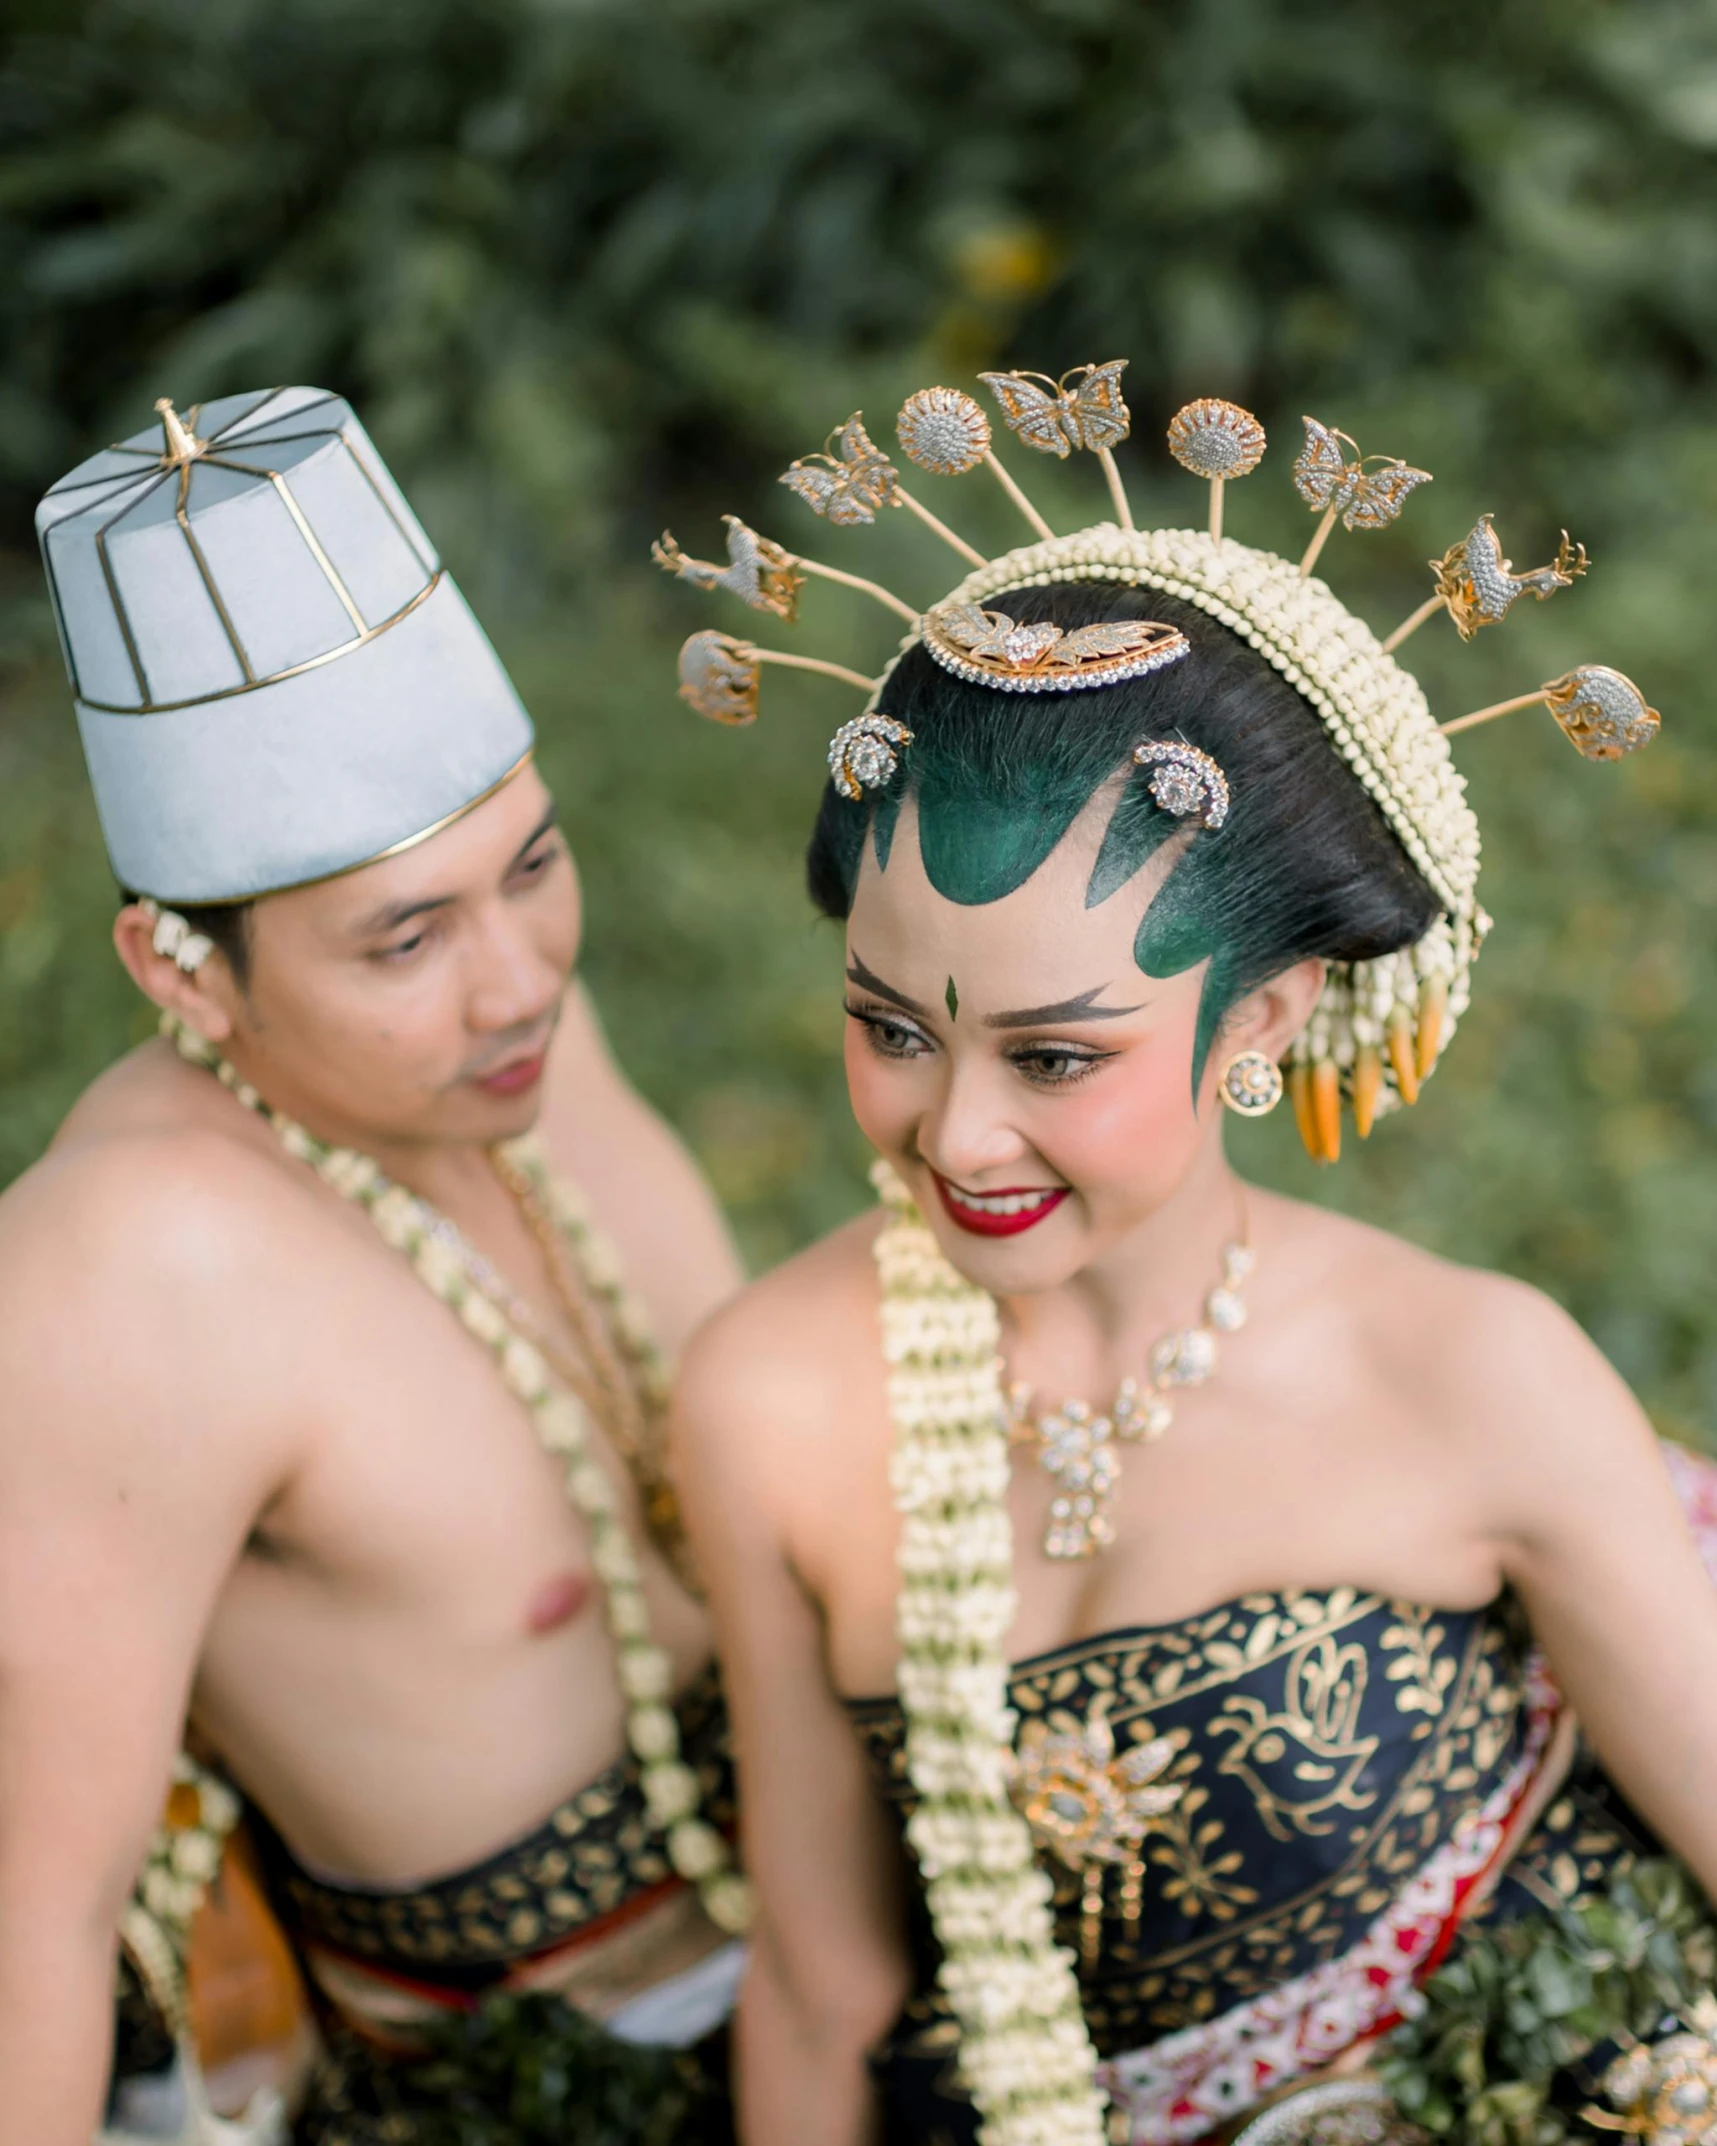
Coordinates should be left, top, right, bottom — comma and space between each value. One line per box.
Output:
666, 382, 1717, 2146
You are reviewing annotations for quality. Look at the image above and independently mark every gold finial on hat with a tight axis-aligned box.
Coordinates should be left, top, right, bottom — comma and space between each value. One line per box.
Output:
154, 397, 204, 468
1293, 416, 1432, 578
1443, 665, 1660, 759
1382, 515, 1588, 652
1166, 400, 1267, 543
895, 388, 1055, 542
780, 414, 986, 568
979, 363, 1135, 530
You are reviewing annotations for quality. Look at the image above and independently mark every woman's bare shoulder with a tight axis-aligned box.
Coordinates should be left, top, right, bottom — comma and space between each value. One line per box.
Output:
1264, 1187, 1642, 1470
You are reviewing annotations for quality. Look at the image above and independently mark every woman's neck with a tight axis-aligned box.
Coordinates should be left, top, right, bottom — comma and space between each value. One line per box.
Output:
997, 1124, 1245, 1380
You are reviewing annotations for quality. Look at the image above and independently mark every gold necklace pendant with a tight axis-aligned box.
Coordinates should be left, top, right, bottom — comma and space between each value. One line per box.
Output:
1010, 1712, 1184, 1967
1006, 1239, 1254, 1560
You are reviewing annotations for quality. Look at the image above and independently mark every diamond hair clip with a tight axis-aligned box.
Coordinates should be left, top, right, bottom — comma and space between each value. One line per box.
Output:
829, 714, 913, 800
921, 601, 1189, 695
1133, 741, 1230, 829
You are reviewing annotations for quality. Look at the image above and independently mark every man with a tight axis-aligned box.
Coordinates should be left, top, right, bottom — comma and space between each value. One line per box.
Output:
0, 389, 744, 2144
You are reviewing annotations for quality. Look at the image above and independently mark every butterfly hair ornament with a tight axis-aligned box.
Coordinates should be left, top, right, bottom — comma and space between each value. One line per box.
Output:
655, 360, 1663, 1164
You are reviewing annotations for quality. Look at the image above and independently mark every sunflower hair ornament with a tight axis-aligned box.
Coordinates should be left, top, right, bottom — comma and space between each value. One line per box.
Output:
654, 365, 1662, 1166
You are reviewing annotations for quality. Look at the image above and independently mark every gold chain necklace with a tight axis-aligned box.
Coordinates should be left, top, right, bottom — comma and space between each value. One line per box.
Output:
161, 1013, 750, 1937
489, 1143, 682, 1556
1004, 1220, 1254, 1560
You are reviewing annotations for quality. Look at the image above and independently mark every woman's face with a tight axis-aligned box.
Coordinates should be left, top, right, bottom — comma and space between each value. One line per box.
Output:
842, 796, 1226, 1294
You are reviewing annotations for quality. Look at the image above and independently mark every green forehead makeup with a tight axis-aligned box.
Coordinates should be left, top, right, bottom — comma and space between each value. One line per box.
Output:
945, 976, 959, 1021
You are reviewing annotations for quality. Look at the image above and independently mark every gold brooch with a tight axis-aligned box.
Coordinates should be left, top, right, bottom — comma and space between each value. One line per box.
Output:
1010, 1712, 1183, 1964
921, 602, 1188, 695
1590, 1996, 1717, 2142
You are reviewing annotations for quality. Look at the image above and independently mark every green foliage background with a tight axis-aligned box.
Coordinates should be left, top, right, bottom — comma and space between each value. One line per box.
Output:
2, 0, 1716, 1433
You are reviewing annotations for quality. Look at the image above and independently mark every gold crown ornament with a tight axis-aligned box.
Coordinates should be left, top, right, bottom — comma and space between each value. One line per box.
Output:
655, 360, 1663, 1165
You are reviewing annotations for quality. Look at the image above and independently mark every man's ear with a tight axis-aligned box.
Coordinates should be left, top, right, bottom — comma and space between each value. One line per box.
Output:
1218, 957, 1328, 1066
112, 904, 244, 1045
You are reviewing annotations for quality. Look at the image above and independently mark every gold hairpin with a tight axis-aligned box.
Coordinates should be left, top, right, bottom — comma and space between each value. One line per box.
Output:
652, 519, 804, 620
1133, 741, 1230, 828
1166, 400, 1267, 544
781, 413, 986, 568
1383, 516, 1588, 653
978, 362, 1135, 530
896, 387, 1055, 542
1294, 416, 1433, 579
654, 516, 919, 625
1442, 665, 1660, 759
829, 714, 913, 799
676, 629, 877, 727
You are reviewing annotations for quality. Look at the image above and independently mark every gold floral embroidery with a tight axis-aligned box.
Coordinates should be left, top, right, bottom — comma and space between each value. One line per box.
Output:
1146, 1780, 1260, 1921
1382, 1607, 1459, 1724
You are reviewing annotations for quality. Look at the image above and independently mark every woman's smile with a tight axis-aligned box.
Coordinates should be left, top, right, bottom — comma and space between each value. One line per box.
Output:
931, 1171, 1070, 1237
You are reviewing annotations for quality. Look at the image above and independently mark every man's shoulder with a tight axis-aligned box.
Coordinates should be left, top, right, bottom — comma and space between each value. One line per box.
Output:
0, 1054, 328, 1332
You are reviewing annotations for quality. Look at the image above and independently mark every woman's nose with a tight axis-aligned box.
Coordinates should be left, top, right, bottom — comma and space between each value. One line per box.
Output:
918, 1062, 1026, 1183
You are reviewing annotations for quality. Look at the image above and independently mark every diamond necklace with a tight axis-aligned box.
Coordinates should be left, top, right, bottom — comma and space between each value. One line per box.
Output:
1003, 1214, 1254, 1561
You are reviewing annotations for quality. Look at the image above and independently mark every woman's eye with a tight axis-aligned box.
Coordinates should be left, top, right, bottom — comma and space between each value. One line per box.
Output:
374, 930, 429, 965
846, 1003, 930, 1059
1014, 1048, 1103, 1086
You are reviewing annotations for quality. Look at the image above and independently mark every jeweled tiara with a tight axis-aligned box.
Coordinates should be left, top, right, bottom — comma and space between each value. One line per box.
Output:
654, 364, 1660, 1162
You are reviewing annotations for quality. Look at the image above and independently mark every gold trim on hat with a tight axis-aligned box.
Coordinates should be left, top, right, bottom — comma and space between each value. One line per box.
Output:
51, 397, 440, 715
77, 570, 444, 715
138, 748, 538, 909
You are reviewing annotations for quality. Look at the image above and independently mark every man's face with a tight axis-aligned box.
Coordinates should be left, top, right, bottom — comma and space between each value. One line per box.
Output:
219, 764, 579, 1152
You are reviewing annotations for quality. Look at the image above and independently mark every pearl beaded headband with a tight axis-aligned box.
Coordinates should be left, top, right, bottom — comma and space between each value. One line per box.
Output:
654, 366, 1662, 1162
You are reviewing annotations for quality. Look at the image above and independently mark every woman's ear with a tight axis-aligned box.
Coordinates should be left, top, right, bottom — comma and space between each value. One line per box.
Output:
112, 904, 243, 1045
1221, 957, 1328, 1066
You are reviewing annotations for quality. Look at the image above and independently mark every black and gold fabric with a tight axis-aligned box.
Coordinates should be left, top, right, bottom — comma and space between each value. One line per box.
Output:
246, 1665, 738, 2145
846, 1590, 1659, 2146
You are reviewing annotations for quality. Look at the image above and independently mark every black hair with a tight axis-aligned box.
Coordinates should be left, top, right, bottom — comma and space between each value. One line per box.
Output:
120, 892, 254, 989
806, 582, 1439, 1087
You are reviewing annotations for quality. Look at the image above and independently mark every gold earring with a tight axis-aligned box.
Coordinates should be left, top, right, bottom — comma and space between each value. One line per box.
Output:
1219, 1050, 1283, 1118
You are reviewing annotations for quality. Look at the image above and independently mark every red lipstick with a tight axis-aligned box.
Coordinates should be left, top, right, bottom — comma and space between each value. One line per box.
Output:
473, 1049, 547, 1098
933, 1173, 1069, 1238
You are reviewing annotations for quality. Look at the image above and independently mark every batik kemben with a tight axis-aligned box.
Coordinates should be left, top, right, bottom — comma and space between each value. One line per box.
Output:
15, 389, 746, 2146
661, 367, 1716, 2146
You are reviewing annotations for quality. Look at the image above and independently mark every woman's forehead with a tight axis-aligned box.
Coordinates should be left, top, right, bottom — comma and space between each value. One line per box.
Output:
847, 799, 1157, 999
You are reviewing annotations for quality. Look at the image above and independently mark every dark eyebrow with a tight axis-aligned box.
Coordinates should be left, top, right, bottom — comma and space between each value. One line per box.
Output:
982, 983, 1144, 1028
353, 802, 562, 937
846, 950, 931, 1020
510, 801, 561, 868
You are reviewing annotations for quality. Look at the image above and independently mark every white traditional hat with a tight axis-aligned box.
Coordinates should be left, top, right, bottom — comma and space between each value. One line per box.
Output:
36, 386, 534, 904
